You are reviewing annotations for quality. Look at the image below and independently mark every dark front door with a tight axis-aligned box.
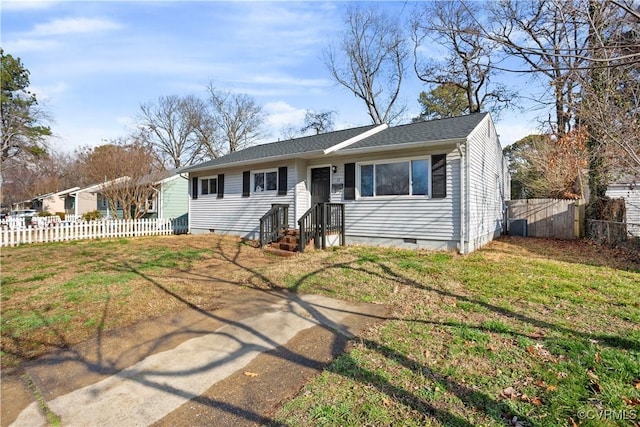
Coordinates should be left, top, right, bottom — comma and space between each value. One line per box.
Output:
311, 167, 331, 205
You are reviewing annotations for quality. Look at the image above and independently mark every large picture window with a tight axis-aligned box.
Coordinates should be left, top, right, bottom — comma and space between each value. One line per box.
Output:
254, 170, 277, 192
359, 159, 429, 198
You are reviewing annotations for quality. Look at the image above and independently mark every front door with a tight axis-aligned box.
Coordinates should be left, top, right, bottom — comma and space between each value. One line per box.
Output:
310, 167, 331, 205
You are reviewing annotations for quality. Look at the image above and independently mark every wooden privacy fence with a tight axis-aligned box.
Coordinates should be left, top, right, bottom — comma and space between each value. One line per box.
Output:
507, 199, 585, 239
0, 217, 189, 247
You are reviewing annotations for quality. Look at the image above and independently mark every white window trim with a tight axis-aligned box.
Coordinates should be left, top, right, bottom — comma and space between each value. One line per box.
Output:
356, 156, 432, 199
200, 175, 219, 197
251, 168, 278, 194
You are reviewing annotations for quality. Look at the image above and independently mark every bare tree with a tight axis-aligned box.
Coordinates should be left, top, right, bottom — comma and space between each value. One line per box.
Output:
486, 0, 590, 135
76, 139, 164, 219
301, 110, 336, 135
324, 5, 408, 125
0, 150, 79, 208
412, 1, 515, 119
205, 84, 266, 153
138, 94, 214, 169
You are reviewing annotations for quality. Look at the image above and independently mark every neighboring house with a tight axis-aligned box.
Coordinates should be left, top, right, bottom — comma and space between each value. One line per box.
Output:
143, 171, 189, 221
606, 175, 640, 236
32, 187, 80, 214
67, 177, 129, 219
183, 113, 510, 254
11, 200, 33, 211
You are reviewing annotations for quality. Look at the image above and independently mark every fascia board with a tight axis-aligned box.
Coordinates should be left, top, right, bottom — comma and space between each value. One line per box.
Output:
323, 124, 388, 155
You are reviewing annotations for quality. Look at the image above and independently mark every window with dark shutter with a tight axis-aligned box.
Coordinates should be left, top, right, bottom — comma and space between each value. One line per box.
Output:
278, 167, 287, 196
217, 174, 224, 199
344, 163, 356, 200
191, 177, 198, 199
242, 171, 250, 197
431, 154, 447, 198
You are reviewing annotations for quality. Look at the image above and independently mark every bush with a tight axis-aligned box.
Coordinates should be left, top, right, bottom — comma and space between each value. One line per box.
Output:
54, 212, 66, 220
82, 210, 103, 221
37, 211, 52, 217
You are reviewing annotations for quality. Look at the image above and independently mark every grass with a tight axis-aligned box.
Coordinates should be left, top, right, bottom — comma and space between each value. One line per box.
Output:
1, 234, 638, 426
260, 238, 639, 427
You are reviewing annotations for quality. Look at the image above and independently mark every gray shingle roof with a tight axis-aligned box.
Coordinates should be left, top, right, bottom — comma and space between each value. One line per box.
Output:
183, 113, 488, 172
183, 124, 377, 171
343, 113, 488, 151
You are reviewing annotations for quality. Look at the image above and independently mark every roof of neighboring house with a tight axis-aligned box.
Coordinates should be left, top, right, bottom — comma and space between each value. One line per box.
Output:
71, 177, 130, 195
182, 124, 378, 172
609, 174, 639, 186
183, 113, 490, 172
36, 187, 81, 200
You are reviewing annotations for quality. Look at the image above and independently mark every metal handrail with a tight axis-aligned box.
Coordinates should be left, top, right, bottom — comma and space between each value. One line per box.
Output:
259, 204, 289, 247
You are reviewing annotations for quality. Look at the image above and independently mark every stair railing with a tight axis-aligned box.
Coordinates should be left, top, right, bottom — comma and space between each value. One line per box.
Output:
298, 203, 345, 253
259, 204, 289, 248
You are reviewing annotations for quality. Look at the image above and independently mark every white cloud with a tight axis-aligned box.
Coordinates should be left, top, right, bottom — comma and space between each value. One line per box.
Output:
31, 17, 122, 36
1, 0, 58, 11
30, 82, 68, 101
2, 38, 60, 53
264, 101, 306, 129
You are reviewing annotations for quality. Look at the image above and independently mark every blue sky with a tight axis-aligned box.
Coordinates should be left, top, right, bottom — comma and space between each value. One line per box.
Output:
2, 0, 541, 154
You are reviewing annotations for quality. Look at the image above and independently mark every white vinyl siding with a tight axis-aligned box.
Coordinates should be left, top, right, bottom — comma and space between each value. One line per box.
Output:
309, 148, 461, 245
464, 115, 508, 253
606, 184, 640, 235
190, 161, 296, 238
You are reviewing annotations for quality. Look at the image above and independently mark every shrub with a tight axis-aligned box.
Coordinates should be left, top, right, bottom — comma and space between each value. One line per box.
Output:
37, 211, 52, 217
82, 210, 103, 221
54, 212, 66, 220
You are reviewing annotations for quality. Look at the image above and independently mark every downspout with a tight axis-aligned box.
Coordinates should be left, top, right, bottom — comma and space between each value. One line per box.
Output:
465, 139, 471, 254
457, 142, 466, 254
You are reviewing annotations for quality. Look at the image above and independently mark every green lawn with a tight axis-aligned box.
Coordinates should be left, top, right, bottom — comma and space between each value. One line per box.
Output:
1, 235, 638, 426
256, 238, 640, 427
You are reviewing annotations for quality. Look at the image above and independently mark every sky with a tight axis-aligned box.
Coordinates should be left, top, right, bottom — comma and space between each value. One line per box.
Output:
1, 0, 543, 155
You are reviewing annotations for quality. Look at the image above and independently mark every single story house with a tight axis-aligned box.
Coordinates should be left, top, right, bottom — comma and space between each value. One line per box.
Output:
606, 175, 639, 236
32, 187, 80, 214
183, 113, 510, 254
66, 177, 130, 219
143, 170, 189, 222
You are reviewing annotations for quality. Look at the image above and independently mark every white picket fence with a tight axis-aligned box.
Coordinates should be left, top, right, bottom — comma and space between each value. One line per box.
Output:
0, 218, 188, 247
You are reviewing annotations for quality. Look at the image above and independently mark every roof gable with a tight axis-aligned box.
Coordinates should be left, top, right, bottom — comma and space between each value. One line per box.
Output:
343, 113, 489, 151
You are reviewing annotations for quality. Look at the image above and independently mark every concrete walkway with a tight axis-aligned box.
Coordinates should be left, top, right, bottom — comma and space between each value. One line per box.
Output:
5, 291, 387, 427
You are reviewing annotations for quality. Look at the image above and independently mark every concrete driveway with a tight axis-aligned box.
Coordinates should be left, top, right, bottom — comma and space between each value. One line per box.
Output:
3, 288, 387, 426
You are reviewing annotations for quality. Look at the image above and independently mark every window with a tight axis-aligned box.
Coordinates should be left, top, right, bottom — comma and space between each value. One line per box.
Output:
253, 170, 277, 192
201, 177, 217, 196
145, 195, 156, 212
358, 159, 429, 198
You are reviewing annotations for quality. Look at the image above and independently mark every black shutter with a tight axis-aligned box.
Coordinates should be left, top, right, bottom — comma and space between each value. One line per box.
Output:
242, 171, 250, 197
431, 154, 447, 198
278, 166, 287, 196
217, 174, 224, 199
191, 177, 198, 199
344, 163, 356, 200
